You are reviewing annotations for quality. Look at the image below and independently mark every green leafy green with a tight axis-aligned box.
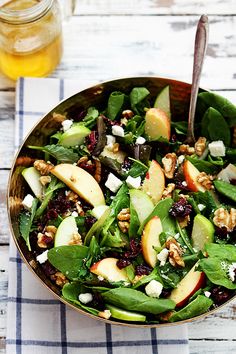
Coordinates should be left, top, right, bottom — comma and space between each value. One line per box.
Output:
129, 201, 140, 238
84, 207, 111, 246
107, 91, 125, 120
171, 121, 188, 135
28, 144, 79, 163
19, 198, 38, 251
169, 295, 213, 322
205, 243, 236, 262
83, 107, 99, 129
102, 288, 176, 314
191, 190, 219, 217
127, 158, 148, 178
213, 180, 236, 202
187, 156, 220, 175
130, 87, 150, 114
48, 245, 89, 280
176, 221, 195, 254
109, 184, 130, 217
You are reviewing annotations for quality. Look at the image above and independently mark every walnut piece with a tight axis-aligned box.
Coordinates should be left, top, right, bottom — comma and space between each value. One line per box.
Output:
213, 208, 236, 232
195, 137, 207, 156
94, 159, 102, 183
118, 221, 130, 233
37, 225, 57, 248
162, 153, 177, 179
98, 310, 111, 320
68, 232, 83, 245
165, 238, 185, 267
162, 183, 175, 199
34, 160, 53, 175
66, 190, 79, 202
75, 201, 85, 216
39, 175, 51, 186
177, 144, 195, 155
196, 172, 214, 190
178, 215, 190, 229
51, 271, 68, 287
117, 208, 130, 221
159, 311, 175, 322
122, 109, 134, 119
77, 156, 89, 165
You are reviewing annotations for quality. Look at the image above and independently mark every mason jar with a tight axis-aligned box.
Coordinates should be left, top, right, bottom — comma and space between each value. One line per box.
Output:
0, 0, 63, 80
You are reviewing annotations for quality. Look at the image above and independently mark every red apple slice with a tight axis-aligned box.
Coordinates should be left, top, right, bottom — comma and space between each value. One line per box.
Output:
145, 107, 171, 141
142, 160, 165, 204
168, 263, 205, 307
90, 258, 129, 283
141, 216, 163, 268
183, 160, 206, 192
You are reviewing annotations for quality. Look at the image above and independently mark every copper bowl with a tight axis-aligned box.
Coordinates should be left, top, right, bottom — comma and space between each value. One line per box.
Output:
7, 76, 236, 327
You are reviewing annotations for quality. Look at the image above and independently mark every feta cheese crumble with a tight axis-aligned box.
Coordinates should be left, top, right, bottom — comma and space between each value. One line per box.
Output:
22, 194, 34, 211
126, 175, 141, 189
36, 250, 49, 264
145, 280, 163, 298
204, 291, 211, 298
105, 173, 123, 193
228, 263, 236, 282
112, 125, 125, 137
97, 275, 104, 281
208, 140, 225, 157
106, 135, 116, 146
78, 293, 93, 304
157, 248, 169, 266
61, 119, 73, 132
136, 136, 146, 145
177, 155, 185, 165
198, 204, 206, 211
71, 211, 79, 217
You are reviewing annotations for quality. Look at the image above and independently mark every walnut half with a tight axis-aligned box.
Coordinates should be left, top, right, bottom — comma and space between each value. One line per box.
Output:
165, 238, 185, 267
162, 153, 177, 179
213, 207, 236, 232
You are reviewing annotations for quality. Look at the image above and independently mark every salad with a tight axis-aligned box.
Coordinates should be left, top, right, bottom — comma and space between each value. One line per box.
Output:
19, 85, 236, 324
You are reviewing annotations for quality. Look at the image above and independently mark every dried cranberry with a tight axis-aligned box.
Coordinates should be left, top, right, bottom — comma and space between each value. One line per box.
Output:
124, 238, 141, 259
122, 157, 132, 171
89, 292, 105, 311
215, 226, 229, 240
102, 115, 121, 127
171, 134, 177, 143
45, 209, 58, 220
79, 162, 96, 175
85, 215, 97, 228
41, 261, 57, 277
48, 191, 73, 215
211, 286, 233, 305
160, 289, 171, 298
175, 180, 190, 191
86, 131, 98, 152
230, 179, 236, 185
117, 259, 132, 269
169, 197, 192, 218
135, 265, 152, 276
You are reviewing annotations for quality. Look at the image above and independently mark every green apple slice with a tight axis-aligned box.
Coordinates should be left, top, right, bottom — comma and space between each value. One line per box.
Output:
22, 167, 44, 200
154, 85, 171, 119
144, 108, 171, 141
91, 205, 110, 219
59, 124, 91, 147
191, 214, 214, 252
129, 189, 154, 224
105, 304, 146, 322
54, 216, 79, 247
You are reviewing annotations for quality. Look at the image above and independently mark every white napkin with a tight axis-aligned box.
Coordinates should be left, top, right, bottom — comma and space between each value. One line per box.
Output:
7, 77, 189, 354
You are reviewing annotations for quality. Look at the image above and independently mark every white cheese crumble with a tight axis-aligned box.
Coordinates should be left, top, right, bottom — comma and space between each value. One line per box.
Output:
105, 173, 123, 193
71, 211, 79, 217
177, 155, 185, 165
78, 293, 93, 304
36, 250, 49, 264
198, 204, 206, 211
112, 125, 125, 137
145, 280, 163, 298
182, 181, 187, 187
208, 140, 225, 157
22, 194, 34, 211
174, 233, 180, 240
97, 275, 104, 281
217, 164, 236, 183
61, 119, 73, 132
136, 136, 146, 145
106, 134, 116, 146
157, 248, 169, 266
126, 175, 141, 189
228, 263, 236, 282
204, 291, 211, 298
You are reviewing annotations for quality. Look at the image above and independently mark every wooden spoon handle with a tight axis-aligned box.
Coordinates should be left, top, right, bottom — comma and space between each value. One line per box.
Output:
186, 15, 209, 144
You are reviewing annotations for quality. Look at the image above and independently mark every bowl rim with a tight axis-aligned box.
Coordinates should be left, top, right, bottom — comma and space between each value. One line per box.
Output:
7, 75, 236, 328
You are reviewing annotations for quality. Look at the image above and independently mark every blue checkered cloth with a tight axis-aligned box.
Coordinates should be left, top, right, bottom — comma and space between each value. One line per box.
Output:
7, 77, 189, 354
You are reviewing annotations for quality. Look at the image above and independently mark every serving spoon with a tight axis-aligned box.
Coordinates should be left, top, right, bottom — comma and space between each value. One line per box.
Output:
185, 14, 209, 145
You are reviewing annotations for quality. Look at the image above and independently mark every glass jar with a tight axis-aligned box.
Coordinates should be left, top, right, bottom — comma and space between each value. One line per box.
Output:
0, 0, 63, 80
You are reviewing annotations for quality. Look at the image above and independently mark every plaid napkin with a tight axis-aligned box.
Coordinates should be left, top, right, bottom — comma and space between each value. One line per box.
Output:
7, 77, 189, 354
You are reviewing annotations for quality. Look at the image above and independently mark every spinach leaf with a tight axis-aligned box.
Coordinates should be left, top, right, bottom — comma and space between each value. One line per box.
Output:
110, 184, 130, 217
83, 107, 99, 129
84, 207, 111, 246
226, 148, 236, 162
48, 245, 89, 280
127, 158, 148, 178
129, 201, 140, 238
205, 243, 236, 262
187, 156, 219, 175
132, 268, 163, 289
176, 221, 195, 254
102, 288, 175, 314
169, 295, 213, 322
19, 198, 38, 251
207, 155, 224, 167
35, 177, 65, 218
213, 180, 236, 202
191, 190, 219, 217
85, 236, 101, 268
207, 108, 231, 145
100, 222, 127, 248
198, 91, 236, 127
107, 91, 125, 120
138, 198, 175, 235
130, 87, 150, 114
28, 144, 79, 163
62, 282, 99, 316
171, 121, 188, 135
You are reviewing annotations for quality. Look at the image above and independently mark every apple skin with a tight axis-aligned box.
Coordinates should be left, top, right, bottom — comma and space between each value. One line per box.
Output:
142, 160, 165, 204
168, 263, 205, 307
90, 258, 129, 283
183, 160, 206, 192
141, 216, 163, 268
145, 107, 171, 141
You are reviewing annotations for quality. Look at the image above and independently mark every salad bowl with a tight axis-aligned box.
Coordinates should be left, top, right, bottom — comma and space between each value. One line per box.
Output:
7, 76, 236, 327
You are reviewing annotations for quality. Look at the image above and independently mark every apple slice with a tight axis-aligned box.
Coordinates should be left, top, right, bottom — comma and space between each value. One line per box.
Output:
54, 216, 79, 247
154, 85, 171, 119
129, 189, 154, 224
168, 263, 205, 307
142, 160, 165, 204
59, 124, 91, 147
51, 163, 105, 207
22, 167, 44, 200
90, 258, 129, 283
183, 160, 206, 192
191, 214, 214, 252
141, 216, 163, 268
105, 304, 146, 322
145, 107, 170, 141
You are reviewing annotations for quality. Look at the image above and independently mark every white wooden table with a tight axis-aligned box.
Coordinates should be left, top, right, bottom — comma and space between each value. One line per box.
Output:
1, 1, 236, 353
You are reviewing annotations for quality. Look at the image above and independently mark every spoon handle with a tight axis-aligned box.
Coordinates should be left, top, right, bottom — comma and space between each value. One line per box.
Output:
186, 15, 209, 144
